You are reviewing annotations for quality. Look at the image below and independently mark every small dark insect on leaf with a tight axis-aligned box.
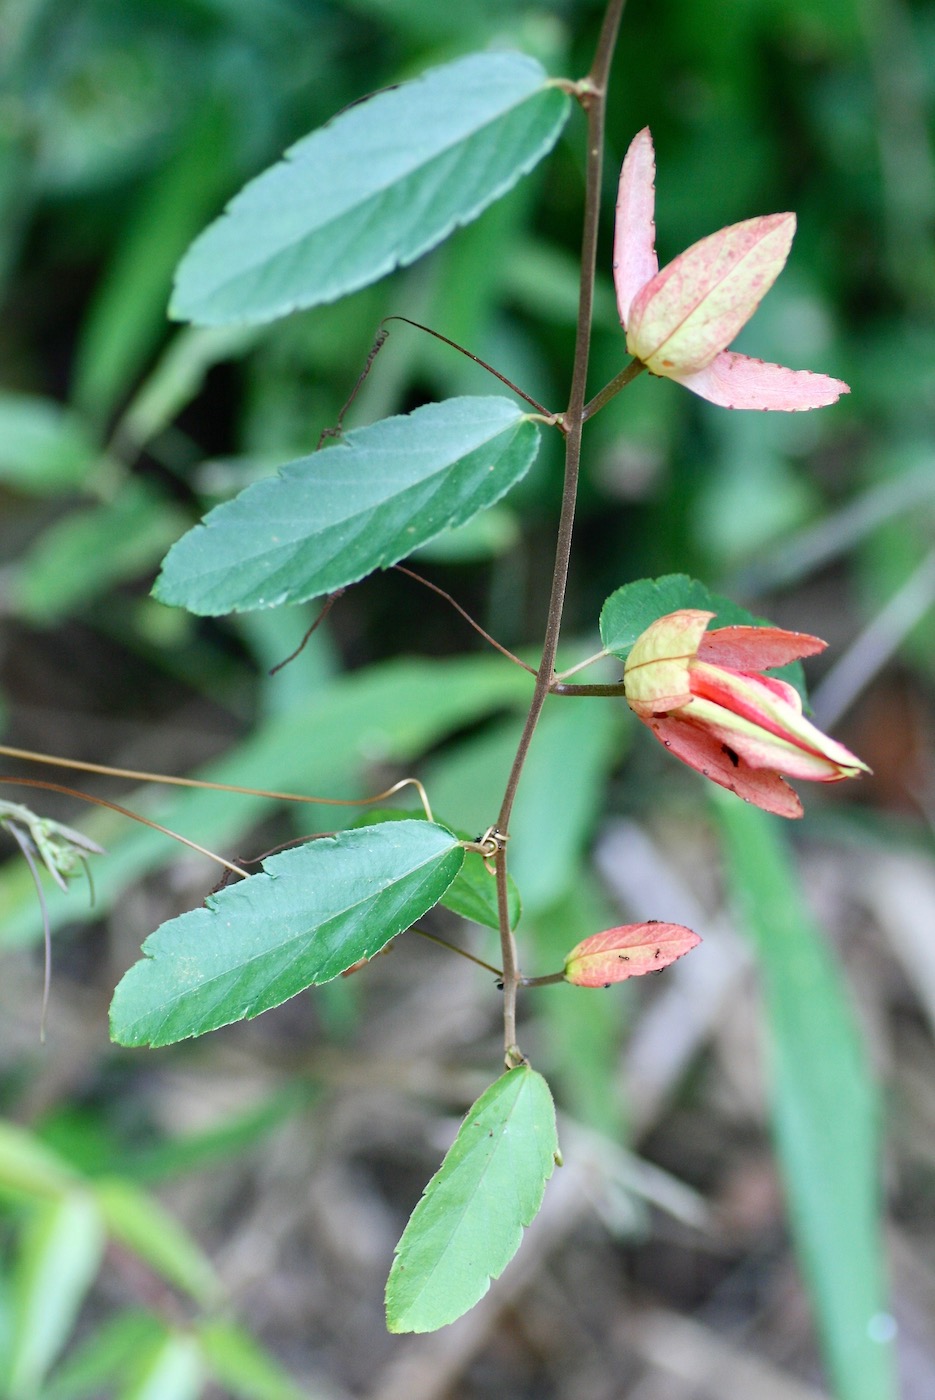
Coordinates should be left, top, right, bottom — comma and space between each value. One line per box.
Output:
618, 953, 631, 961
722, 744, 740, 768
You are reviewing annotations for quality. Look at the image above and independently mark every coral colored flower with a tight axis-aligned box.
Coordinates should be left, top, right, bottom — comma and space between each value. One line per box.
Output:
614, 128, 849, 410
564, 922, 700, 986
623, 609, 869, 818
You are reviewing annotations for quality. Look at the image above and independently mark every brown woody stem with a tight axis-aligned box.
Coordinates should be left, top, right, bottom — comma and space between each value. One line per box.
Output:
493, 0, 629, 1066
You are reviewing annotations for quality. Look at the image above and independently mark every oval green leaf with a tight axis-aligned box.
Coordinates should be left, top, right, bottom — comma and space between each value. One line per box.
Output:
386, 1065, 558, 1333
170, 52, 570, 326
351, 809, 520, 933
599, 573, 753, 662
153, 397, 539, 615
109, 820, 463, 1047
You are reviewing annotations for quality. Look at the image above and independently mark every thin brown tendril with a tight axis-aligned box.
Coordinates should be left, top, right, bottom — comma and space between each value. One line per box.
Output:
0, 777, 248, 879
410, 926, 503, 978
382, 316, 557, 419
317, 327, 390, 448
0, 748, 434, 821
393, 567, 537, 674
269, 590, 344, 675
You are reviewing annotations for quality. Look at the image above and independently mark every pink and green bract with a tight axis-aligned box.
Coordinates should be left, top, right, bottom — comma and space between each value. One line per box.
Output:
614, 128, 849, 410
623, 609, 869, 818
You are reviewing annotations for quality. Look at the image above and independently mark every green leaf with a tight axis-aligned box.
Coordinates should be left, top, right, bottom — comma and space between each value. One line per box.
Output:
441, 849, 521, 932
110, 821, 464, 1047
716, 797, 896, 1400
599, 573, 807, 699
385, 1065, 558, 1333
599, 574, 756, 662
8, 1193, 106, 1398
154, 397, 539, 615
0, 393, 97, 495
351, 810, 520, 932
94, 1180, 220, 1307
170, 52, 570, 326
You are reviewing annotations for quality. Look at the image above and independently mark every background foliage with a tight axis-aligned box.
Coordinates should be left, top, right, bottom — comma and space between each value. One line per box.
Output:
0, 0, 933, 1394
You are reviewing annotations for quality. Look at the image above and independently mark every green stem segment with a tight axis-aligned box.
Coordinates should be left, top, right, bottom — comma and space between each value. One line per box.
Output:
550, 681, 626, 697
583, 357, 647, 420
494, 0, 630, 1066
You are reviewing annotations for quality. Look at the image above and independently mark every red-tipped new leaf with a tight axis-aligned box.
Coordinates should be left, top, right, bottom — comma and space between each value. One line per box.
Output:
564, 922, 701, 987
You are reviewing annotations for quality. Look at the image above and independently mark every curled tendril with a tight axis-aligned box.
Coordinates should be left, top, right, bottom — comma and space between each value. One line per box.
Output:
461, 825, 509, 875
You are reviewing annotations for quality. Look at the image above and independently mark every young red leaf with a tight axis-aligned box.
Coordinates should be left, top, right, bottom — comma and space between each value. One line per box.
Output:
564, 922, 700, 986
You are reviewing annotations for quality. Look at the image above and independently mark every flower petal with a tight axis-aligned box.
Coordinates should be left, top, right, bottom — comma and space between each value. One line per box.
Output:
647, 714, 804, 818
671, 350, 850, 411
564, 921, 701, 986
623, 609, 712, 716
627, 214, 796, 375
688, 667, 869, 778
698, 624, 826, 670
614, 128, 659, 329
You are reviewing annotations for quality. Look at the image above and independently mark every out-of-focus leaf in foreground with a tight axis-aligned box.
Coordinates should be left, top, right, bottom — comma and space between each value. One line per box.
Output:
716, 796, 895, 1400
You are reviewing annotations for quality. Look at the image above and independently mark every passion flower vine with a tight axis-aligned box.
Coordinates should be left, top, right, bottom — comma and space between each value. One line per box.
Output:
623, 609, 869, 818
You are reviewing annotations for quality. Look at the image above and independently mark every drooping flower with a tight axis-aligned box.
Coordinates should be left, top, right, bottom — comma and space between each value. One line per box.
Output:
563, 922, 701, 986
623, 609, 869, 818
614, 128, 849, 410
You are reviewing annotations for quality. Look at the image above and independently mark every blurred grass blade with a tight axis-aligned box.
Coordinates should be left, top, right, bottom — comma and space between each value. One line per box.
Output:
426, 697, 624, 914
171, 52, 570, 326
0, 1121, 79, 1202
198, 1320, 313, 1400
44, 1313, 163, 1400
8, 1192, 106, 1398
73, 101, 236, 421
94, 1179, 220, 1307
119, 1331, 204, 1400
386, 1065, 558, 1332
154, 397, 539, 616
110, 821, 464, 1046
0, 393, 98, 495
716, 796, 896, 1400
15, 480, 188, 624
